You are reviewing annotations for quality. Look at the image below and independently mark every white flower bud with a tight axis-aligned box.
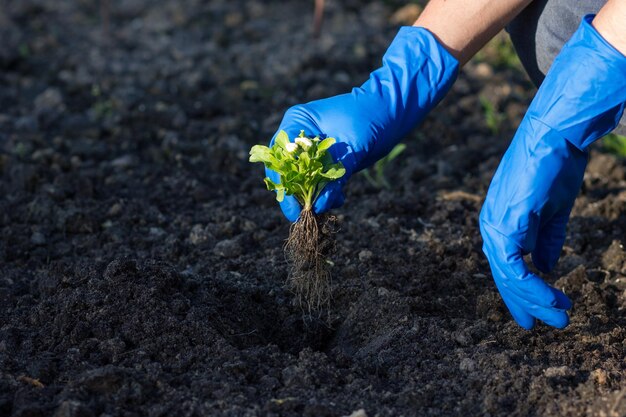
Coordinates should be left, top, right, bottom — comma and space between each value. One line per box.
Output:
285, 142, 298, 153
295, 137, 313, 150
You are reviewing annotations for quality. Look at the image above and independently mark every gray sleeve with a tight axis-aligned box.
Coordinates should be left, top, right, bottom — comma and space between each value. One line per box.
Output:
507, 0, 626, 135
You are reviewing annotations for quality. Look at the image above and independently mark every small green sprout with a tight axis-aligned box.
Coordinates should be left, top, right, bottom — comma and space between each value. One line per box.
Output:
249, 130, 346, 210
480, 95, 504, 135
603, 133, 626, 158
361, 143, 406, 189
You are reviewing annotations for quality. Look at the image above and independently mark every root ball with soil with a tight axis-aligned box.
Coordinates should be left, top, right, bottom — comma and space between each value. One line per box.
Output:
284, 209, 337, 312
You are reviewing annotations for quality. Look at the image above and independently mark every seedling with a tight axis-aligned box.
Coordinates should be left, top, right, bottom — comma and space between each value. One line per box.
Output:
250, 130, 346, 312
603, 133, 626, 158
480, 95, 504, 135
361, 143, 406, 189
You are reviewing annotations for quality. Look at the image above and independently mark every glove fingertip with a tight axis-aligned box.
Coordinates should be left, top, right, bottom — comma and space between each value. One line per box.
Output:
313, 182, 345, 214
279, 196, 302, 222
550, 287, 573, 310
518, 274, 559, 308
542, 311, 569, 329
497, 286, 536, 330
518, 319, 536, 330
509, 306, 536, 330
330, 186, 346, 209
510, 308, 536, 330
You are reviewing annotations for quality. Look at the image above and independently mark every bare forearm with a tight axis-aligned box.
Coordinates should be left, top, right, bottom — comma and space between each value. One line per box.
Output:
593, 0, 626, 55
414, 0, 532, 65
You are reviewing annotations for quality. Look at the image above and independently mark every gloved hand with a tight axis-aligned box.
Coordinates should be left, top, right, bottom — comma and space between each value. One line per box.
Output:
266, 27, 459, 222
480, 15, 626, 330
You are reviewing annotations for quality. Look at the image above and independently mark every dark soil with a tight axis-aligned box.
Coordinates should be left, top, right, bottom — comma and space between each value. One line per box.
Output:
2, 1, 626, 416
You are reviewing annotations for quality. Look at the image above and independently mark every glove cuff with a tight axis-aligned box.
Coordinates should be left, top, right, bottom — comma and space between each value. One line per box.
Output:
388, 26, 461, 117
529, 14, 626, 150
354, 26, 459, 170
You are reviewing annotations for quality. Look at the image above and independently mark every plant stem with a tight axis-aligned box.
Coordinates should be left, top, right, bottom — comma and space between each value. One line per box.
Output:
303, 186, 315, 211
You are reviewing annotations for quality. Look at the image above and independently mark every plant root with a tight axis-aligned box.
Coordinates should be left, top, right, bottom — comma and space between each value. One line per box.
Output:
284, 208, 337, 314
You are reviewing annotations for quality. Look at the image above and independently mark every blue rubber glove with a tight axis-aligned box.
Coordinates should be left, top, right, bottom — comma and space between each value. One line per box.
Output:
266, 27, 459, 221
480, 15, 626, 330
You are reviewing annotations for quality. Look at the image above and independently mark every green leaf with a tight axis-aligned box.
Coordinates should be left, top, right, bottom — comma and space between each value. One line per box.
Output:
320, 163, 346, 180
604, 133, 626, 158
285, 171, 304, 185
249, 145, 272, 163
309, 160, 323, 172
319, 152, 334, 167
276, 188, 285, 202
385, 143, 406, 163
274, 130, 290, 150
313, 180, 329, 202
363, 143, 406, 190
265, 158, 285, 173
298, 151, 311, 166
361, 168, 379, 188
317, 137, 336, 152
264, 177, 280, 191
